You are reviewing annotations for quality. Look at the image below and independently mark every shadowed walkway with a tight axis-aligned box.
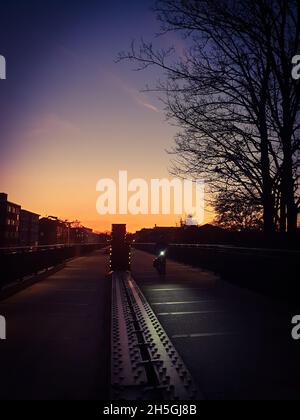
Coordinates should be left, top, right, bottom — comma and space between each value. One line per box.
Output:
0, 250, 110, 400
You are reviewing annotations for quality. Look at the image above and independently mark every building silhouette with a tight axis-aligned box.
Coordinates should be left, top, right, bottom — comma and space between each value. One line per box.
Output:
39, 217, 102, 245
39, 216, 68, 245
0, 193, 21, 246
70, 225, 100, 244
0, 193, 40, 247
19, 209, 40, 246
0, 193, 109, 247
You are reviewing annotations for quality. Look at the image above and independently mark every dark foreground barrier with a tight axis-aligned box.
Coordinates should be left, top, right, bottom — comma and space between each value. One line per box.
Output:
134, 243, 300, 302
0, 243, 106, 290
110, 224, 131, 271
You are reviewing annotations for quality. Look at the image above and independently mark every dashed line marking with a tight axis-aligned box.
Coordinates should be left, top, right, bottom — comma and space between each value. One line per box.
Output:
151, 300, 217, 305
147, 287, 209, 292
157, 310, 224, 316
172, 332, 236, 339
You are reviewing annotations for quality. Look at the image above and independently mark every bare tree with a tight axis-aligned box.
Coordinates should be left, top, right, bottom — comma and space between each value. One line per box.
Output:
118, 0, 300, 236
214, 191, 263, 231
259, 1, 300, 233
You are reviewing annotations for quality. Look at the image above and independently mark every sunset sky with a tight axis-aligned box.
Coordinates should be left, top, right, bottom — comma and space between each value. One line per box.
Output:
0, 0, 212, 232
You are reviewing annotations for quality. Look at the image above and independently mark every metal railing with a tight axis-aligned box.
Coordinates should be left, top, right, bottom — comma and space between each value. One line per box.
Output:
0, 243, 106, 289
133, 242, 300, 256
133, 242, 299, 302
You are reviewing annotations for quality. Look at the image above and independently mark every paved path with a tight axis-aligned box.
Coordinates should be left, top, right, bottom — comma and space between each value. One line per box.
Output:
0, 250, 110, 400
131, 249, 300, 400
1, 247, 299, 400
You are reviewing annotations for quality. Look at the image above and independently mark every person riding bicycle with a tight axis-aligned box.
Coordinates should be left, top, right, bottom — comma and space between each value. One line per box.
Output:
153, 236, 168, 275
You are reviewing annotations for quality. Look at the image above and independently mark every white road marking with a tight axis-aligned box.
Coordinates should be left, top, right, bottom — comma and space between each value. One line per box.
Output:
172, 332, 235, 339
151, 300, 217, 305
147, 287, 209, 292
157, 310, 224, 316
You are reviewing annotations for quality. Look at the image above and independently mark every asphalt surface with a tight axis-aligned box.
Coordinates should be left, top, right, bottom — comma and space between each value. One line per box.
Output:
0, 250, 110, 400
131, 249, 300, 400
1, 247, 299, 400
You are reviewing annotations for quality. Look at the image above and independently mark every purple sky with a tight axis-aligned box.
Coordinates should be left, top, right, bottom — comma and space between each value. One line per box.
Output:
0, 1, 210, 231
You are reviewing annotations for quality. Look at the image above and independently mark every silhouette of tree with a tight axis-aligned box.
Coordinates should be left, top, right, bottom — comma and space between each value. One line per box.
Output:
214, 191, 263, 231
118, 0, 300, 236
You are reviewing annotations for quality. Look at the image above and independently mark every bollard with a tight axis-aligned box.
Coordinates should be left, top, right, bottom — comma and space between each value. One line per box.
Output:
110, 224, 130, 271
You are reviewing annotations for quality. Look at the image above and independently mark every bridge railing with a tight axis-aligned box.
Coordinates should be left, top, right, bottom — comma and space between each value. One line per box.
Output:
133, 242, 300, 301
0, 243, 106, 289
